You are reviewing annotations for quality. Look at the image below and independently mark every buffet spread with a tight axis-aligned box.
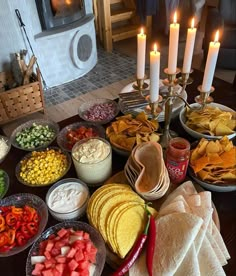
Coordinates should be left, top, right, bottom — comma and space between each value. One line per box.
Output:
0, 9, 236, 276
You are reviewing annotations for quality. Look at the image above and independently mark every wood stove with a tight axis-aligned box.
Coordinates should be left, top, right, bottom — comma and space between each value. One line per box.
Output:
36, 0, 86, 30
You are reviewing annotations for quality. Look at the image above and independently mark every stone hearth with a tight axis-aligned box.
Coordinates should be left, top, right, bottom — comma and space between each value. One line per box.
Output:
0, 0, 97, 88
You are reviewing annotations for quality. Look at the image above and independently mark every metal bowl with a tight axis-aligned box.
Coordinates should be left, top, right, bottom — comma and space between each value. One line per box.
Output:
10, 119, 59, 151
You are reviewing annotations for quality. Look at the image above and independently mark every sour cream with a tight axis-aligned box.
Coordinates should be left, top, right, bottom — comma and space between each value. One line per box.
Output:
46, 180, 89, 221
72, 138, 112, 185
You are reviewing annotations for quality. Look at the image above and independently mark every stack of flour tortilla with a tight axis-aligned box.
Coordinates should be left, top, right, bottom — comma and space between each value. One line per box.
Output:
129, 181, 230, 276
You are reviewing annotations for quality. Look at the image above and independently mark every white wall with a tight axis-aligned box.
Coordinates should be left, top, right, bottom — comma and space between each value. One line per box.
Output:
0, 0, 97, 88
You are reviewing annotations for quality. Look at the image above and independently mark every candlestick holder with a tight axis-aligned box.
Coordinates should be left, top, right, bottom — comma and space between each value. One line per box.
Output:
145, 95, 163, 120
178, 69, 194, 93
160, 68, 181, 149
132, 77, 149, 91
195, 85, 215, 106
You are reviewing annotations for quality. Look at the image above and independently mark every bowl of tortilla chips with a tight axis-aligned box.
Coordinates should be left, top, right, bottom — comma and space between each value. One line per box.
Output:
188, 136, 236, 192
106, 112, 160, 156
179, 103, 236, 140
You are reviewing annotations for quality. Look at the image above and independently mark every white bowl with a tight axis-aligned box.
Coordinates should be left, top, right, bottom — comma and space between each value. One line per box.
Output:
179, 103, 236, 140
46, 178, 90, 221
0, 135, 11, 164
188, 167, 236, 192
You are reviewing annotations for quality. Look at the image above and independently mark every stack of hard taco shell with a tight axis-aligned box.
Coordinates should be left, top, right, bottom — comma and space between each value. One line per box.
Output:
124, 142, 170, 200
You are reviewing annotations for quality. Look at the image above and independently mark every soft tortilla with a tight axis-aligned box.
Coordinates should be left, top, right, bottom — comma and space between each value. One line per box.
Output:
198, 237, 226, 276
153, 213, 203, 275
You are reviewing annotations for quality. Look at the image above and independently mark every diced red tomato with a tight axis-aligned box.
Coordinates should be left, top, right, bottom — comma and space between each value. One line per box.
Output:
44, 250, 52, 260
78, 268, 89, 276
73, 240, 85, 250
32, 263, 45, 275
83, 232, 90, 240
57, 228, 68, 238
66, 247, 76, 258
68, 258, 78, 271
70, 271, 79, 276
55, 255, 67, 264
55, 263, 66, 273
51, 247, 61, 257
42, 268, 54, 276
45, 240, 54, 251
52, 268, 62, 276
44, 259, 55, 269
78, 260, 90, 270
75, 249, 84, 262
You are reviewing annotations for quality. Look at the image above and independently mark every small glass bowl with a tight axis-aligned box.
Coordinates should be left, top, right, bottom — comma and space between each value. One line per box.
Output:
46, 178, 90, 221
26, 221, 106, 276
15, 147, 72, 187
0, 135, 11, 164
0, 193, 48, 257
72, 137, 112, 186
57, 121, 106, 152
10, 119, 59, 151
0, 169, 9, 199
78, 98, 120, 125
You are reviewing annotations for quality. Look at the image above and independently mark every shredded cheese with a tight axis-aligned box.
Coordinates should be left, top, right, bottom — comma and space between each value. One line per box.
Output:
0, 138, 9, 159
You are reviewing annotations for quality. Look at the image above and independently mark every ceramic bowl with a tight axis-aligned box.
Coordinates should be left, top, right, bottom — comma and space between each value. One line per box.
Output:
15, 147, 71, 187
188, 167, 236, 192
0, 169, 9, 199
78, 98, 120, 125
10, 119, 59, 151
46, 178, 90, 221
0, 193, 48, 257
179, 103, 236, 140
0, 135, 11, 164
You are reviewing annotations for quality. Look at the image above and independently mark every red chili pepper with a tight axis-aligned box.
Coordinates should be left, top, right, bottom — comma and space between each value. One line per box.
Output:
20, 223, 32, 239
27, 222, 38, 236
0, 215, 5, 232
6, 229, 16, 245
112, 213, 151, 276
0, 232, 8, 247
6, 213, 17, 227
16, 232, 27, 246
146, 213, 156, 276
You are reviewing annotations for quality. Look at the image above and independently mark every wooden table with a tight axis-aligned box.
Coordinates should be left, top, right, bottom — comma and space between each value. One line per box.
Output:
0, 69, 235, 275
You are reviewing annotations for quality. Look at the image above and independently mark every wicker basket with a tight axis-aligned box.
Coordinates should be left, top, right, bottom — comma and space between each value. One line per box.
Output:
0, 69, 45, 125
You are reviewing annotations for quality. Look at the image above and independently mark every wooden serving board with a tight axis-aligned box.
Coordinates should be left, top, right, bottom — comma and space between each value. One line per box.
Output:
104, 171, 220, 269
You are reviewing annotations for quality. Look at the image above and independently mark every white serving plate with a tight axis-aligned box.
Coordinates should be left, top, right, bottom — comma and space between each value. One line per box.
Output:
179, 102, 236, 140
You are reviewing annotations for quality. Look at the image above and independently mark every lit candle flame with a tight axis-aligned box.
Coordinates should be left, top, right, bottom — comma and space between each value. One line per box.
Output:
140, 28, 144, 35
214, 30, 219, 42
191, 18, 195, 29
173, 12, 177, 24
154, 43, 158, 52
